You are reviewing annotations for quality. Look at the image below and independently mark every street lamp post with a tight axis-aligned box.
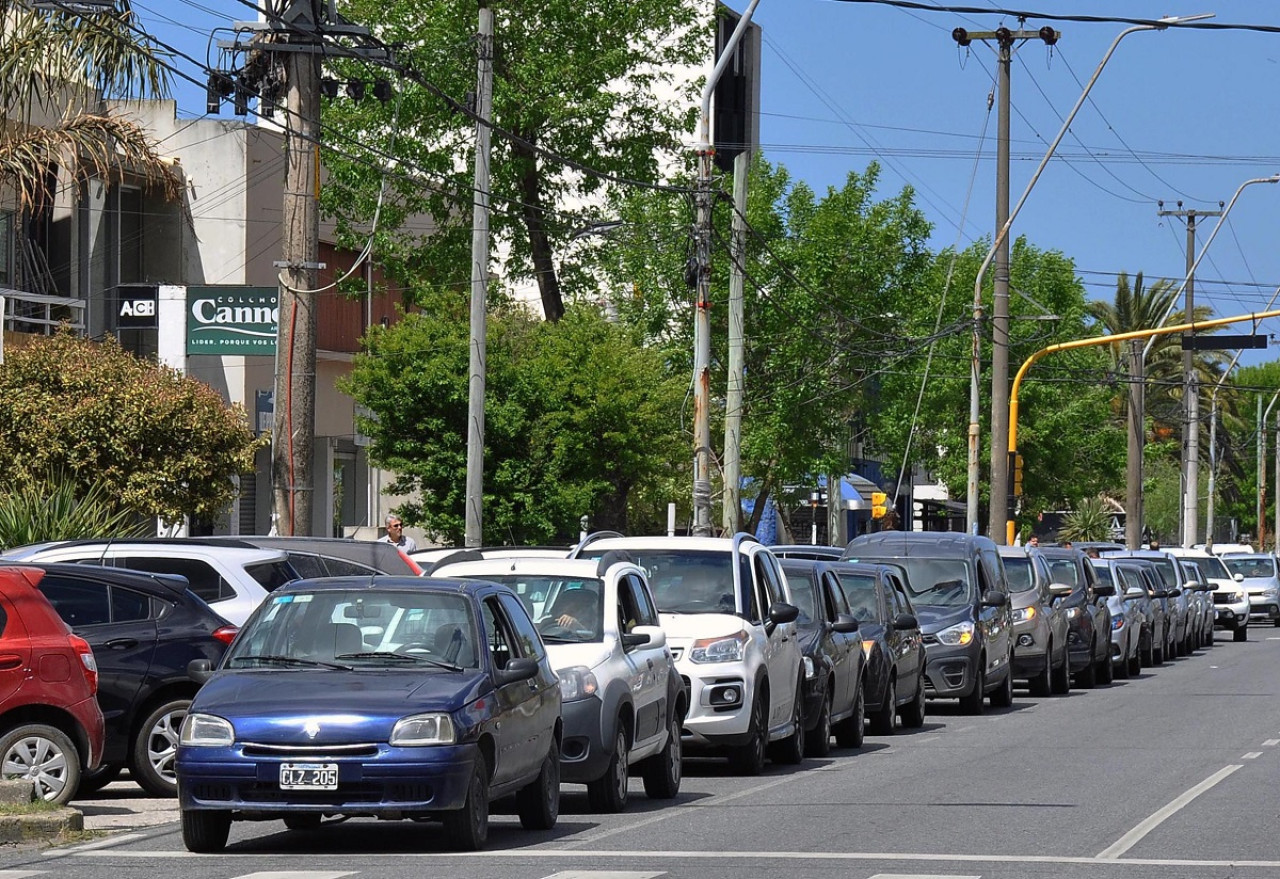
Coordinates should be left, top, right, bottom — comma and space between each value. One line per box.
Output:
965, 12, 1214, 539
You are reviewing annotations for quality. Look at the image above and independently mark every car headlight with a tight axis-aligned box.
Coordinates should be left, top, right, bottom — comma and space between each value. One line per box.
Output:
179, 713, 234, 747
1112, 616, 1125, 630
1234, 590, 1247, 603
689, 631, 749, 664
861, 640, 874, 660
1064, 607, 1081, 620
803, 656, 816, 680
557, 666, 600, 701
934, 621, 974, 646
1011, 606, 1036, 623
390, 713, 456, 746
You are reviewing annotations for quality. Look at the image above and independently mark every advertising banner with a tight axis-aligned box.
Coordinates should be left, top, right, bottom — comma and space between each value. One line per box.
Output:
186, 286, 278, 355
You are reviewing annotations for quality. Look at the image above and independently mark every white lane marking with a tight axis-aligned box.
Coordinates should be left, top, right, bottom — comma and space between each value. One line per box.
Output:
868, 875, 981, 879
230, 873, 355, 879
1095, 764, 1242, 859
1264, 739, 1280, 746
0, 872, 47, 878
1266, 637, 1280, 640
541, 873, 665, 879
1242, 752, 1262, 759
41, 832, 145, 856
55, 848, 1280, 868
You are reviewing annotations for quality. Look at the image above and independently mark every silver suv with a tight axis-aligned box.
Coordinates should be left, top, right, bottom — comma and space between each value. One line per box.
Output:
432, 552, 685, 812
571, 534, 803, 775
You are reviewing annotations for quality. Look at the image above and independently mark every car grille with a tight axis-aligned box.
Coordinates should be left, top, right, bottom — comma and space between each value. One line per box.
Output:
238, 782, 388, 803
242, 742, 380, 759
921, 634, 940, 646
670, 648, 684, 661
1212, 593, 1233, 605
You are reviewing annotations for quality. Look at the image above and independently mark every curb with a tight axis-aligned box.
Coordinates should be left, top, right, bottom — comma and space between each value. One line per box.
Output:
0, 808, 84, 843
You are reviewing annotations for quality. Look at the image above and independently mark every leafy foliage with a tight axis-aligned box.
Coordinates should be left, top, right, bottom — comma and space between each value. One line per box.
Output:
1057, 495, 1114, 543
0, 333, 263, 525
0, 477, 151, 551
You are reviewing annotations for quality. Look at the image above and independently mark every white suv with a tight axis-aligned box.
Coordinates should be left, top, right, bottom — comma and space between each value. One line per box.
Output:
432, 551, 685, 812
571, 534, 804, 775
0, 541, 297, 624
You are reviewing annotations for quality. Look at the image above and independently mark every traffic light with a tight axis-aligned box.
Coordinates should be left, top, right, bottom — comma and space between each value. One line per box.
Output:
1011, 452, 1025, 497
871, 491, 888, 519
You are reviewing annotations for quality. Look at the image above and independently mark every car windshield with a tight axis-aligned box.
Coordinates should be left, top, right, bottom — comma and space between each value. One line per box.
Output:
464, 575, 602, 642
1223, 556, 1276, 578
845, 556, 973, 608
1045, 558, 1081, 589
835, 572, 879, 622
1184, 555, 1233, 582
226, 589, 480, 669
624, 551, 740, 615
781, 568, 817, 624
1146, 558, 1178, 590
1001, 556, 1037, 593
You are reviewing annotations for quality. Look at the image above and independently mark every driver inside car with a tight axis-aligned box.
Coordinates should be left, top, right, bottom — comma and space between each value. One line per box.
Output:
545, 589, 601, 636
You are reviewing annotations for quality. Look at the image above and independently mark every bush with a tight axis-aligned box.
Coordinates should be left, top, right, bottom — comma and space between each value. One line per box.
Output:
0, 479, 152, 551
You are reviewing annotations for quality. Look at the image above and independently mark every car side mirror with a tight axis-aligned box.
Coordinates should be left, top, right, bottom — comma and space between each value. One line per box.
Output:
1124, 588, 1145, 600
769, 602, 800, 625
831, 613, 859, 635
1048, 582, 1072, 597
1169, 588, 1182, 597
622, 625, 666, 650
893, 612, 918, 631
1094, 583, 1116, 598
1153, 590, 1169, 599
497, 656, 540, 684
1234, 573, 1245, 582
981, 591, 1008, 608
187, 658, 214, 685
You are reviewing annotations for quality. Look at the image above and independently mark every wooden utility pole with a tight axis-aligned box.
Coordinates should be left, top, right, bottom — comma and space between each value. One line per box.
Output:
1126, 339, 1145, 548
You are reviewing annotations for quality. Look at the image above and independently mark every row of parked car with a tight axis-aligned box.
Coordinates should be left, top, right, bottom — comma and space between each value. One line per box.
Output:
0, 531, 1272, 853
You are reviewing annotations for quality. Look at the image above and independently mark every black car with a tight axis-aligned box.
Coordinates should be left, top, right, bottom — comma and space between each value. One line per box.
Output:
26, 563, 236, 797
778, 560, 866, 754
828, 561, 927, 734
1039, 548, 1114, 687
842, 532, 1014, 715
770, 545, 846, 562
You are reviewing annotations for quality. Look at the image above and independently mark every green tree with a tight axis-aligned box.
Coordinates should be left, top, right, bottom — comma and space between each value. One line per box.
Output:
1057, 495, 1115, 543
0, 333, 263, 525
320, 0, 705, 320
0, 4, 180, 209
343, 305, 685, 544
0, 478, 151, 551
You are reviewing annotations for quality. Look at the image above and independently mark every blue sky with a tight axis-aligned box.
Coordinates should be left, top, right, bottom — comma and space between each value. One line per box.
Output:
141, 1, 1280, 367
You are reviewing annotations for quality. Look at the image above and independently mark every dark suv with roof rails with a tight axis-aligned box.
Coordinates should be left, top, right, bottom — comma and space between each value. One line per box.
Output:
841, 532, 1013, 714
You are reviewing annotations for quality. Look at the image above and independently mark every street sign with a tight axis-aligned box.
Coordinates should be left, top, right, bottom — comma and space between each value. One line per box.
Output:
1181, 333, 1268, 350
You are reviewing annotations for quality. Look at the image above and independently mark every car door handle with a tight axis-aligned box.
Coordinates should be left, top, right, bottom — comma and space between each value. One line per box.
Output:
647, 659, 654, 670
104, 638, 138, 650
0, 655, 21, 670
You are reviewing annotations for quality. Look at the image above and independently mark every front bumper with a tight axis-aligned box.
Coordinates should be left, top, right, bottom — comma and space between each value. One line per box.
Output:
1066, 617, 1094, 671
1010, 619, 1048, 678
1214, 601, 1250, 629
559, 695, 610, 784
920, 641, 980, 698
672, 653, 756, 748
1248, 597, 1280, 621
176, 741, 478, 815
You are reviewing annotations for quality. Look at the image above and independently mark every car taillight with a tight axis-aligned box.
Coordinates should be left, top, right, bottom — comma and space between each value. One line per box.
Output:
212, 626, 239, 646
69, 635, 98, 695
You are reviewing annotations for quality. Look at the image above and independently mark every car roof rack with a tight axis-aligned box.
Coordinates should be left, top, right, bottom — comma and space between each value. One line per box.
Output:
422, 549, 485, 576
567, 530, 625, 560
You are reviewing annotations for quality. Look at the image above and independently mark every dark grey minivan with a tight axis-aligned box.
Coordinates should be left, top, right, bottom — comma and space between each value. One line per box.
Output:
841, 532, 1013, 714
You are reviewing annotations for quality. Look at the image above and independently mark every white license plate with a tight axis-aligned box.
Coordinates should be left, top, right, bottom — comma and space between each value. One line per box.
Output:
279, 762, 339, 790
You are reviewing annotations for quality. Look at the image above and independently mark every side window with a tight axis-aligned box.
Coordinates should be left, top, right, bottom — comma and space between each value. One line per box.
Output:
120, 557, 231, 603
1034, 557, 1052, 603
481, 598, 514, 670
974, 558, 993, 597
285, 554, 327, 579
628, 575, 660, 628
824, 574, 850, 617
760, 553, 786, 607
877, 576, 895, 620
498, 594, 544, 662
741, 554, 761, 622
39, 576, 111, 627
886, 576, 908, 616
111, 587, 151, 623
246, 562, 297, 593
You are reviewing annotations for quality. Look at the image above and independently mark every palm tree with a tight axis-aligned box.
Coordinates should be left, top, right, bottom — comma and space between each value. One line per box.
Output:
0, 4, 180, 212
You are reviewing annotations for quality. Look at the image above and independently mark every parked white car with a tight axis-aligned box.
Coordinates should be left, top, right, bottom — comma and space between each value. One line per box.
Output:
432, 552, 685, 812
1220, 553, 1280, 628
0, 541, 297, 625
1167, 547, 1249, 642
569, 534, 804, 775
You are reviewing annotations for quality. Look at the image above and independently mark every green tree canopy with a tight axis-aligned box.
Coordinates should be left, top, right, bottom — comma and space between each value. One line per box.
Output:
0, 333, 262, 525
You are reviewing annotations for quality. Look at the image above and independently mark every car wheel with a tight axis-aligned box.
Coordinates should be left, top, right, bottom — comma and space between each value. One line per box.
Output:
1097, 651, 1114, 685
832, 679, 865, 749
1114, 644, 1130, 680
958, 663, 985, 715
1128, 648, 1141, 677
1274, 617, 1280, 629
727, 693, 767, 776
989, 661, 1014, 708
640, 706, 682, 799
443, 755, 489, 850
587, 726, 630, 813
1028, 647, 1052, 697
130, 698, 189, 797
1075, 647, 1097, 689
804, 690, 832, 758
1234, 624, 1248, 643
0, 723, 81, 805
283, 813, 322, 831
516, 747, 560, 831
899, 678, 926, 728
76, 763, 123, 797
770, 675, 806, 765
868, 676, 897, 734
1050, 648, 1071, 694
181, 809, 231, 853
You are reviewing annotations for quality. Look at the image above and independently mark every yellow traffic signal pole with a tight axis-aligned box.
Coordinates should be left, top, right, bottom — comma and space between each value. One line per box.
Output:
1007, 307, 1280, 546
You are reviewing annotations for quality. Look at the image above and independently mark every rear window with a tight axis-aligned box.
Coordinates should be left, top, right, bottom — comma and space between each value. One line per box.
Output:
246, 561, 298, 593
1002, 556, 1036, 593
119, 557, 232, 603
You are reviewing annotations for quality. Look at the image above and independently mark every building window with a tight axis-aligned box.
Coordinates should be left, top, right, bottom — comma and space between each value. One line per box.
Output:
0, 211, 12, 287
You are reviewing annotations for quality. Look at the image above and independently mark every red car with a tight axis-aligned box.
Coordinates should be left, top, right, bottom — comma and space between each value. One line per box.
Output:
0, 566, 104, 803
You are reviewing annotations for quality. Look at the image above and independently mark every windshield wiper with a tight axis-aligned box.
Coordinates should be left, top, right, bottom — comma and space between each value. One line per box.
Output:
335, 650, 463, 671
232, 654, 352, 670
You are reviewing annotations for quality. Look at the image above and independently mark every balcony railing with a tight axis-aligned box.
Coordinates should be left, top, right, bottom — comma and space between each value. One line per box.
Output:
0, 287, 87, 336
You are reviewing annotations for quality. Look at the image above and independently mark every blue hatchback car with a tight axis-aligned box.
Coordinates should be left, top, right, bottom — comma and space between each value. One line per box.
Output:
175, 576, 562, 852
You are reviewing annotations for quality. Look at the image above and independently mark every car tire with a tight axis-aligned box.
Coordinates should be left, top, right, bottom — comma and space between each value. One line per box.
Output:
76, 763, 123, 797
770, 675, 806, 765
899, 678, 926, 728
0, 723, 81, 805
283, 813, 322, 831
1096, 652, 1114, 685
833, 680, 865, 749
130, 698, 189, 797
989, 662, 1014, 708
640, 707, 682, 799
516, 748, 560, 831
958, 664, 985, 715
804, 692, 832, 758
1274, 617, 1280, 629
1127, 649, 1141, 677
1234, 624, 1248, 643
587, 726, 630, 813
1028, 648, 1052, 697
868, 676, 897, 735
181, 809, 231, 853
728, 693, 768, 776
1114, 646, 1130, 680
1075, 647, 1097, 689
1050, 649, 1071, 694
443, 755, 489, 850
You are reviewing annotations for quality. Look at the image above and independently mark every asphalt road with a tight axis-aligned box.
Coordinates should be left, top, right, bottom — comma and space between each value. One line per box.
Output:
6, 628, 1280, 879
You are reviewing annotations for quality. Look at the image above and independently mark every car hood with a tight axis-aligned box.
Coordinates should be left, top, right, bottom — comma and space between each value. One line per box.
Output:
545, 642, 613, 672
658, 612, 747, 648
1237, 576, 1279, 592
912, 604, 973, 635
191, 668, 491, 743
1008, 590, 1038, 611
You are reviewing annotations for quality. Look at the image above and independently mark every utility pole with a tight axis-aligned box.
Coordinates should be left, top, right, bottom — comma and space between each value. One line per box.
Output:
722, 150, 749, 537
1258, 397, 1265, 550
952, 24, 1058, 540
464, 3, 494, 547
1157, 202, 1221, 547
1126, 339, 1144, 548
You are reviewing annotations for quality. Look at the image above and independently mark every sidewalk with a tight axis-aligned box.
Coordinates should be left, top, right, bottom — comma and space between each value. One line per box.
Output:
73, 776, 178, 832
